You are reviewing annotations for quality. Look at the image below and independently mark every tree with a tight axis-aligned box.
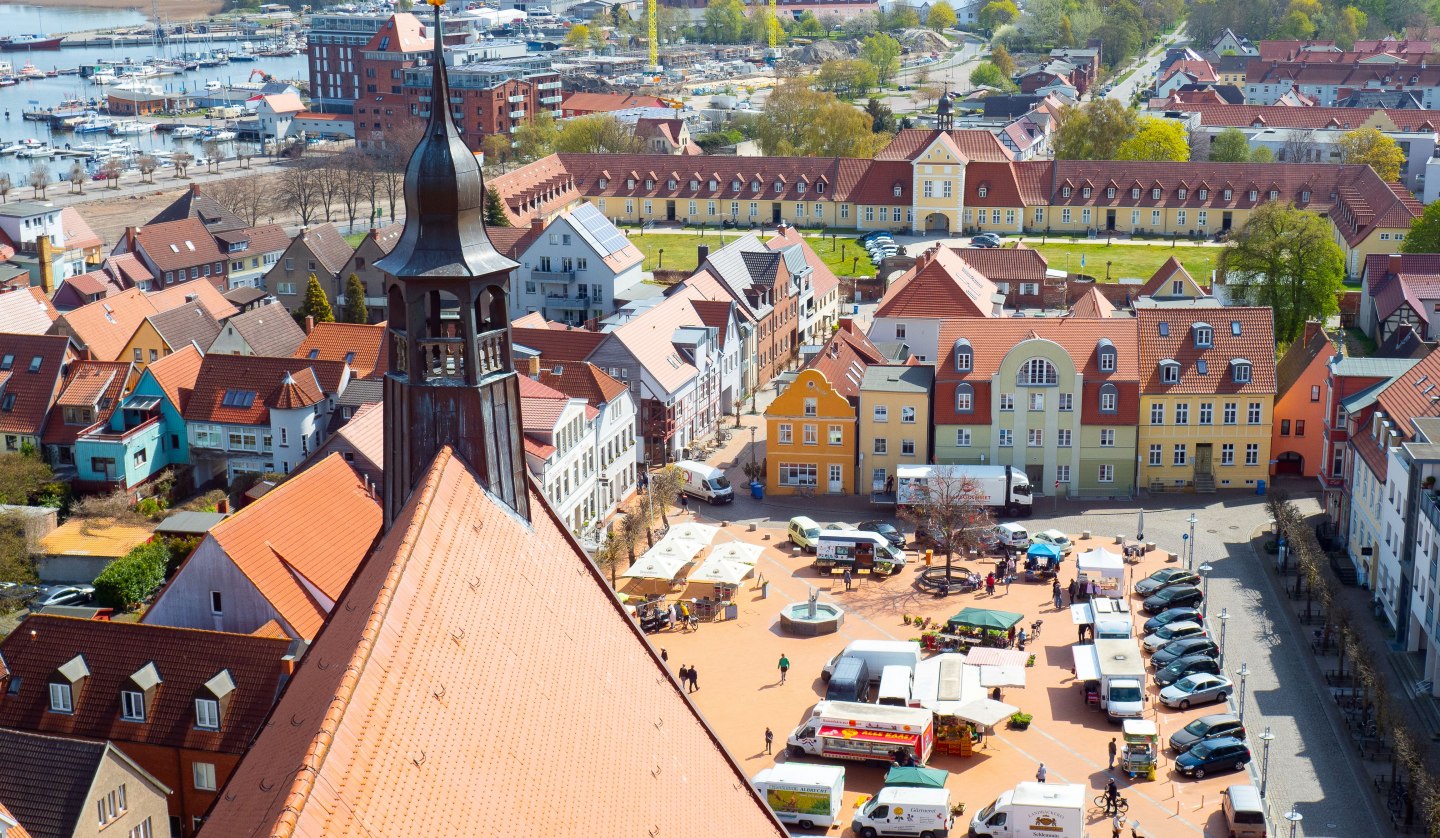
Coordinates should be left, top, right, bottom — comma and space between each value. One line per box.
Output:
970, 61, 1010, 89
514, 110, 559, 161
310, 157, 342, 223
648, 465, 684, 529
1115, 117, 1189, 161
278, 161, 322, 225
0, 513, 37, 591
1208, 128, 1253, 162
485, 187, 512, 227
885, 4, 920, 29
566, 23, 592, 48
1249, 145, 1274, 162
0, 173, 10, 203
1275, 8, 1316, 38
334, 152, 369, 231
1221, 202, 1345, 343
1403, 202, 1440, 253
1340, 127, 1406, 182
704, 0, 747, 43
592, 526, 628, 588
927, 0, 957, 30
555, 114, 645, 153
990, 43, 1016, 78
28, 163, 47, 199
866, 98, 897, 133
979, 0, 1019, 29
294, 273, 336, 326
482, 133, 513, 174
172, 150, 194, 179
343, 274, 368, 324
756, 79, 889, 158
67, 161, 86, 195
205, 176, 273, 227
1059, 13, 1076, 46
860, 32, 902, 84
792, 11, 826, 36
0, 451, 55, 506
202, 139, 223, 173
100, 158, 123, 189
1054, 99, 1137, 160
136, 153, 158, 184
1334, 5, 1367, 50
816, 59, 878, 98
898, 472, 996, 580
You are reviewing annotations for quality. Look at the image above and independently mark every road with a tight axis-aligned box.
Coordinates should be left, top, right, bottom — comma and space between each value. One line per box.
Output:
1103, 22, 1188, 106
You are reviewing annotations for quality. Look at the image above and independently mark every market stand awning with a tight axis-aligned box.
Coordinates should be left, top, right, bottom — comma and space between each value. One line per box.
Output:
687, 554, 752, 586
884, 765, 949, 789
952, 698, 1019, 727
1027, 542, 1064, 561
948, 607, 1025, 631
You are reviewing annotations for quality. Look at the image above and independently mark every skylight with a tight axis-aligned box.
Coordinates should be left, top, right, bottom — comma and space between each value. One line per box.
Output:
27, 356, 41, 373
1231, 321, 1242, 335
1158, 322, 1169, 337
221, 390, 257, 408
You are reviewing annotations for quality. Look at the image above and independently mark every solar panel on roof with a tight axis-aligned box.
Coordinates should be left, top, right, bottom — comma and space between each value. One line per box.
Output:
569, 203, 631, 257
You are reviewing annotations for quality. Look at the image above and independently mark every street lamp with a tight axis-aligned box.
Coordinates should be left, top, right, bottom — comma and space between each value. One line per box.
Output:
1259, 727, 1275, 797
1199, 562, 1213, 612
1218, 608, 1229, 667
1284, 809, 1303, 838
1186, 513, 1198, 569
1237, 663, 1250, 724
748, 426, 757, 470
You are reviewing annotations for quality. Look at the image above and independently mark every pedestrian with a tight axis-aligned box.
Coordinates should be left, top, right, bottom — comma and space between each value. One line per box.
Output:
843, 568, 853, 591
679, 493, 690, 514
1036, 763, 1047, 783
689, 665, 699, 693
1053, 589, 1063, 610
985, 572, 996, 596
1068, 578, 1079, 603
1112, 812, 1124, 838
661, 648, 668, 664
1004, 571, 1013, 594
1017, 626, 1027, 648
1108, 737, 1118, 769
778, 653, 790, 684
1007, 625, 1016, 646
765, 727, 774, 755
679, 664, 692, 690
1078, 623, 1087, 643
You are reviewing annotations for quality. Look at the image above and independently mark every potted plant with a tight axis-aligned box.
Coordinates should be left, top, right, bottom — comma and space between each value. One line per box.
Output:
1008, 712, 1033, 730
950, 802, 966, 818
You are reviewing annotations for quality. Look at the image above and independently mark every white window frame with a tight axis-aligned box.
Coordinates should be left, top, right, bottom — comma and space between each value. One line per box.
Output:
121, 690, 146, 722
195, 698, 220, 730
193, 762, 217, 791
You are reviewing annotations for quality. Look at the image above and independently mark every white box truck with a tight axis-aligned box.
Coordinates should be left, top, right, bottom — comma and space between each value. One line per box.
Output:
1069, 597, 1133, 640
752, 762, 845, 829
674, 460, 734, 503
1073, 639, 1147, 721
895, 465, 1032, 517
852, 786, 954, 838
970, 782, 1085, 838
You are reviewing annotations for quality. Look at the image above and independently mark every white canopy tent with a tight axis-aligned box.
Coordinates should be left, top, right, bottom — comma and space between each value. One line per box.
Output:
621, 551, 690, 581
705, 541, 764, 565
979, 665, 1027, 689
665, 522, 719, 553
688, 554, 753, 586
952, 698, 1019, 727
1077, 548, 1125, 595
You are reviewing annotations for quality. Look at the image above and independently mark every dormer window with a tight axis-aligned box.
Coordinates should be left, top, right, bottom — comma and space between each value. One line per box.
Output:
1082, 186, 1092, 198
1301, 190, 1311, 202
121, 661, 162, 723
688, 179, 697, 189
598, 178, 609, 189
49, 654, 89, 714
1178, 188, 1187, 200
1231, 359, 1252, 383
954, 338, 972, 371
195, 698, 220, 729
708, 179, 717, 190
893, 184, 903, 197
195, 669, 235, 731
49, 682, 73, 713
666, 178, 676, 189
797, 182, 807, 194
1151, 187, 1161, 199
1131, 187, 1140, 199
1268, 190, 1278, 201
121, 690, 146, 721
626, 177, 636, 188
731, 179, 741, 191
816, 181, 825, 194
1198, 188, 1208, 199
1223, 189, 1233, 200
751, 180, 761, 193
1106, 187, 1116, 198
644, 179, 655, 189
775, 181, 784, 193
1096, 338, 1116, 373
1248, 189, 1258, 201
1062, 186, 1072, 197
978, 187, 988, 198
1193, 323, 1213, 347
955, 383, 974, 412
1160, 359, 1181, 384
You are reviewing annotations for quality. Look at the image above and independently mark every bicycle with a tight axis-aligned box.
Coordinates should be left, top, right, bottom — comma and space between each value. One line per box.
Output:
1094, 794, 1129, 815
796, 485, 816, 499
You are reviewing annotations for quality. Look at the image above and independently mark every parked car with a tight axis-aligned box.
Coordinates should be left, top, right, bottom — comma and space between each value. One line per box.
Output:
1151, 636, 1221, 668
1030, 529, 1073, 555
0, 583, 39, 608
1154, 654, 1223, 688
856, 520, 906, 549
971, 233, 1001, 245
1143, 585, 1204, 614
29, 585, 95, 610
969, 238, 1000, 248
1169, 713, 1246, 753
1174, 737, 1251, 778
1159, 672, 1233, 709
1142, 621, 1208, 652
1134, 568, 1201, 596
1143, 606, 1202, 635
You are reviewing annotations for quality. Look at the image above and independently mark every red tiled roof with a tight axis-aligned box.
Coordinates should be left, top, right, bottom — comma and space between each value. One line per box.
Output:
690, 299, 736, 348
1135, 308, 1277, 394
0, 614, 294, 755
537, 360, 628, 405
1276, 322, 1335, 396
807, 319, 886, 399
0, 286, 57, 335
1362, 252, 1440, 292
768, 225, 840, 298
143, 342, 202, 414
105, 252, 154, 287
362, 10, 429, 52
876, 128, 1014, 162
42, 360, 131, 446
561, 92, 669, 113
58, 207, 102, 252
199, 447, 785, 838
1070, 287, 1117, 317
1176, 102, 1440, 131
1138, 256, 1204, 296
184, 355, 346, 426
876, 246, 1000, 319
272, 368, 323, 409
485, 224, 543, 260
845, 159, 914, 205
294, 321, 388, 379
0, 334, 75, 437
510, 324, 607, 361
953, 245, 1049, 283
54, 288, 155, 363
129, 217, 225, 273
1375, 348, 1440, 438
221, 301, 308, 357
517, 373, 573, 433
288, 223, 353, 277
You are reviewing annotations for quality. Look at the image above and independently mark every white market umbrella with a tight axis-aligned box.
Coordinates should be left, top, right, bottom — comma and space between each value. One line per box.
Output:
706, 541, 764, 565
1136, 508, 1146, 542
979, 665, 1027, 689
666, 521, 719, 551
953, 698, 1020, 727
650, 533, 706, 564
622, 542, 693, 580
688, 554, 753, 586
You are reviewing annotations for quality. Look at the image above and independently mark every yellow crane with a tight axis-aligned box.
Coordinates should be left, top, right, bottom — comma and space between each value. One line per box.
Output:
647, 0, 658, 70
768, 0, 778, 51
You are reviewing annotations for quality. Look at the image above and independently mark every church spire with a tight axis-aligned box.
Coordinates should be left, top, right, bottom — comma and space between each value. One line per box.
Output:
378, 0, 529, 527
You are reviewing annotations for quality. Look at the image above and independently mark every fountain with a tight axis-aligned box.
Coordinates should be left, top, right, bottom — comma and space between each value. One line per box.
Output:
779, 587, 844, 636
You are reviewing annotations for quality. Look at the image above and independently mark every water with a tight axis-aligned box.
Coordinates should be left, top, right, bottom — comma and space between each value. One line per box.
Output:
0, 4, 150, 35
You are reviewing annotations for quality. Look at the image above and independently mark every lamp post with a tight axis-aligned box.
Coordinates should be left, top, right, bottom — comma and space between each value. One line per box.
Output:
748, 426, 757, 470
1237, 662, 1250, 724
1199, 561, 1213, 613
1259, 727, 1275, 797
1187, 513, 1198, 570
1218, 608, 1229, 667
1284, 809, 1303, 838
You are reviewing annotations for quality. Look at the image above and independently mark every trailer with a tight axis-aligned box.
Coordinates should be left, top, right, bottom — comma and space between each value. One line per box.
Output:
893, 465, 1033, 516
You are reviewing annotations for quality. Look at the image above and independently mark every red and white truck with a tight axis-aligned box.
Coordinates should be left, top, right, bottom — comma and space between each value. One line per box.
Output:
786, 700, 935, 765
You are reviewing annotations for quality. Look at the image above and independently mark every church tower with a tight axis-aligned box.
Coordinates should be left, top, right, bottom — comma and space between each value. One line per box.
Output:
936, 89, 954, 131
378, 0, 528, 527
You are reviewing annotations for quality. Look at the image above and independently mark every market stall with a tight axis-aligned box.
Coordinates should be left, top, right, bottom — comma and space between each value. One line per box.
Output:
884, 765, 950, 789
1024, 542, 1063, 580
1077, 548, 1125, 597
953, 697, 1020, 747
913, 654, 986, 757
944, 607, 1026, 649
1119, 719, 1159, 780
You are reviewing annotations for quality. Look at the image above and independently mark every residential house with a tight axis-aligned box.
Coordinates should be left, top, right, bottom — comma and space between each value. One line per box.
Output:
1271, 322, 1336, 478
870, 246, 1004, 363
328, 224, 403, 323
1394, 416, 1440, 696
0, 728, 169, 838
534, 359, 638, 523
0, 204, 103, 292
560, 92, 669, 117
687, 296, 744, 415
689, 233, 802, 396
511, 203, 644, 325
75, 345, 203, 492
1138, 256, 1212, 301
0, 615, 295, 837
1211, 28, 1258, 56
327, 376, 381, 433
1050, 47, 1101, 94
112, 219, 228, 291
52, 284, 235, 366
518, 374, 603, 536
0, 334, 79, 453
261, 224, 352, 310
1157, 59, 1219, 97
303, 400, 383, 487
1360, 253, 1440, 343
768, 224, 841, 346
40, 360, 134, 472
35, 517, 155, 582
143, 453, 381, 639
857, 364, 934, 497
0, 287, 58, 335
215, 225, 290, 291
634, 117, 698, 155
934, 318, 1141, 498
293, 321, 387, 379
221, 286, 270, 314
250, 92, 305, 143
52, 271, 124, 313
955, 246, 1054, 310
144, 183, 246, 235
181, 354, 348, 483
206, 301, 307, 358
1136, 308, 1277, 492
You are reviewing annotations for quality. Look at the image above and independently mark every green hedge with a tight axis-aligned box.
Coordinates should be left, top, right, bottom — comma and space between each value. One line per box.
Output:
93, 540, 170, 610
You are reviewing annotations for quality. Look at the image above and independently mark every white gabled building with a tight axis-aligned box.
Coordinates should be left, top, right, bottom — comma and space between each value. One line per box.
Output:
511, 202, 645, 326
531, 360, 639, 534
519, 373, 606, 538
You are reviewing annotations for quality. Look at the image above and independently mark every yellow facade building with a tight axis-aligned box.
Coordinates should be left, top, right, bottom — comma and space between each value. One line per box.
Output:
857, 365, 935, 495
764, 368, 858, 497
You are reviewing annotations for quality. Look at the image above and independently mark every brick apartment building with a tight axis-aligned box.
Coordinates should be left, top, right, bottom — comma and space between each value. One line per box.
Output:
307, 12, 390, 113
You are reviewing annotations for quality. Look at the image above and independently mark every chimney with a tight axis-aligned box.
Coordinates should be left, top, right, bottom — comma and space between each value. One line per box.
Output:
304, 315, 314, 335
528, 355, 541, 378
35, 235, 55, 296
1390, 253, 1404, 276
839, 317, 854, 332
697, 244, 710, 264
1303, 320, 1323, 343
124, 226, 137, 252
189, 183, 201, 196
531, 216, 545, 233
216, 498, 230, 514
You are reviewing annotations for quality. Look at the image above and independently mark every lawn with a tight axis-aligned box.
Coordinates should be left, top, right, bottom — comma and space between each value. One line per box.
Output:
1018, 241, 1224, 284
623, 231, 878, 277
343, 231, 368, 248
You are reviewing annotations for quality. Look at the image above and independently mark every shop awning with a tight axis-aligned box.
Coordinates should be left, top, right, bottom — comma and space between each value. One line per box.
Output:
1028, 542, 1064, 561
979, 665, 1027, 689
884, 765, 949, 789
952, 698, 1019, 727
962, 647, 1029, 668
948, 607, 1025, 631
1072, 643, 1100, 682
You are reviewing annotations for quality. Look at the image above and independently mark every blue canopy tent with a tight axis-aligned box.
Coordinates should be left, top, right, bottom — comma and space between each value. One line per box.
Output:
1026, 542, 1063, 572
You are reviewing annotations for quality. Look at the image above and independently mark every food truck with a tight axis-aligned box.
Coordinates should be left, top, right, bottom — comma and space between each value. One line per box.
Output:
787, 700, 936, 765
752, 763, 845, 829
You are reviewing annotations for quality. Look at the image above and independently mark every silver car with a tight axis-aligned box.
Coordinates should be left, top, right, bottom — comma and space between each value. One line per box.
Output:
1159, 673, 1233, 709
1142, 621, 1207, 652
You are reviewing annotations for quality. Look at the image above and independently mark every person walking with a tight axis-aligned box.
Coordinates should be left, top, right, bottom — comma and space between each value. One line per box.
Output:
764, 727, 774, 755
1017, 626, 1027, 649
1053, 589, 1063, 610
778, 654, 791, 684
1108, 737, 1118, 769
985, 572, 996, 596
843, 568, 853, 592
1068, 578, 1079, 603
1112, 812, 1124, 838
1078, 623, 1088, 643
661, 648, 668, 664
689, 665, 699, 693
679, 493, 690, 515
678, 664, 692, 690
1004, 571, 1013, 594
1035, 763, 1047, 783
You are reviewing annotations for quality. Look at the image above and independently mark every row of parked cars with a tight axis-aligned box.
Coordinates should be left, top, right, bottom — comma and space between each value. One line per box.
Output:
861, 232, 899, 261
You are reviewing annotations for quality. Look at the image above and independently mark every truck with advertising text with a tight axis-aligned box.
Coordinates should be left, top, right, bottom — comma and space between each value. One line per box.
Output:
969, 782, 1085, 838
894, 465, 1033, 517
787, 700, 935, 765
752, 763, 845, 829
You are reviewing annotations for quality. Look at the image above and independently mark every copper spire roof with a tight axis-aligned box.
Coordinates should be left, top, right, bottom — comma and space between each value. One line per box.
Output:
375, 4, 514, 280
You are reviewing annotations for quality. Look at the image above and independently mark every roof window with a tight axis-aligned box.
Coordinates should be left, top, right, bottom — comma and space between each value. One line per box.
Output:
27, 356, 41, 374
221, 390, 257, 408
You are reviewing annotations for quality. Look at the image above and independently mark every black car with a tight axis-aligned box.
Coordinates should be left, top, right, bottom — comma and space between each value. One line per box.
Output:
1143, 584, 1204, 613
1134, 568, 1201, 596
1169, 713, 1246, 753
857, 520, 906, 549
1154, 654, 1223, 687
1143, 606, 1202, 635
1151, 636, 1220, 668
1174, 737, 1251, 778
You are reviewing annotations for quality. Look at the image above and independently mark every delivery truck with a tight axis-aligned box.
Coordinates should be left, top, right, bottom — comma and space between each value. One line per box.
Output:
852, 786, 954, 838
674, 460, 734, 503
822, 640, 922, 681
1073, 639, 1147, 721
752, 762, 845, 829
814, 530, 908, 575
894, 465, 1033, 517
787, 700, 935, 765
969, 782, 1085, 838
1069, 597, 1133, 640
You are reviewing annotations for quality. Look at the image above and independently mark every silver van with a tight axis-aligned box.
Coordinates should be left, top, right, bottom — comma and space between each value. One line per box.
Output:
1222, 784, 1266, 838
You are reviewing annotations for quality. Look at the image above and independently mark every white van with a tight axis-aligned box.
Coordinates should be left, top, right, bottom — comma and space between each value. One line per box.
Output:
822, 640, 922, 681
877, 664, 914, 707
993, 522, 1029, 549
851, 787, 953, 837
753, 763, 845, 829
788, 515, 822, 553
815, 530, 907, 574
675, 459, 734, 504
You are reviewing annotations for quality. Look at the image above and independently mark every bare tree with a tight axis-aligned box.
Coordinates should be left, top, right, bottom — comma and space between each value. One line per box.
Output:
172, 150, 195, 179
204, 177, 273, 227
1282, 128, 1319, 163
0, 173, 10, 203
67, 161, 86, 195
234, 142, 257, 169
309, 156, 341, 223
201, 139, 223, 173
100, 158, 123, 189
277, 161, 322, 225
898, 470, 997, 579
136, 154, 158, 184
332, 152, 367, 231
28, 164, 48, 199
365, 120, 425, 223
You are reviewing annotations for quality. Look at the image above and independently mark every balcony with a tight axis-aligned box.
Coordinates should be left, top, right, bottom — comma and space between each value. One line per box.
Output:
540, 95, 561, 104
507, 94, 525, 103
509, 109, 526, 119
532, 269, 575, 282
543, 295, 590, 309
537, 81, 561, 90
1422, 490, 1440, 537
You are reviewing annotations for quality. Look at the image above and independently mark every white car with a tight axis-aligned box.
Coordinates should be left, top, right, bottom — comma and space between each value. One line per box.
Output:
1142, 620, 1207, 652
1030, 529, 1074, 555
1159, 673, 1233, 709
